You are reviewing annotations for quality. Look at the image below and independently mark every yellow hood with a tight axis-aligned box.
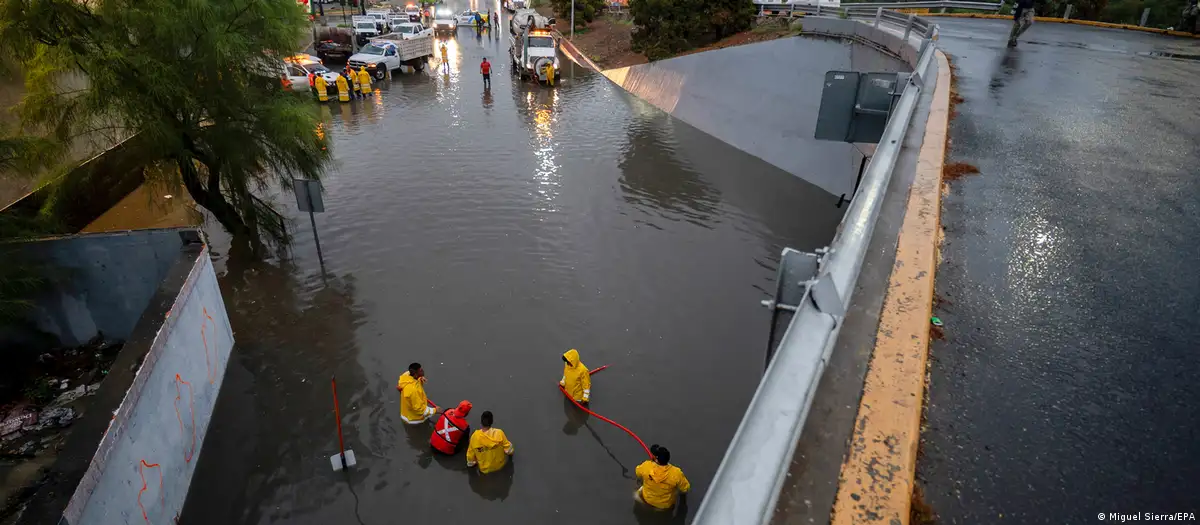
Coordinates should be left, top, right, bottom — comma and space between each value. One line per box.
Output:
397, 371, 419, 390
475, 428, 505, 449
563, 349, 581, 367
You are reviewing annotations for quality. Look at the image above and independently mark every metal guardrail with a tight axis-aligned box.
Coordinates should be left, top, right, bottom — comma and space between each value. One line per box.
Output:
691, 9, 942, 525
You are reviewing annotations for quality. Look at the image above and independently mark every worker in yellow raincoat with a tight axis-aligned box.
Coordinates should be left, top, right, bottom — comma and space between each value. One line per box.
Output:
315, 75, 329, 102
559, 349, 591, 404
635, 445, 691, 509
335, 74, 350, 102
347, 68, 361, 98
397, 363, 438, 424
357, 66, 372, 95
466, 411, 514, 474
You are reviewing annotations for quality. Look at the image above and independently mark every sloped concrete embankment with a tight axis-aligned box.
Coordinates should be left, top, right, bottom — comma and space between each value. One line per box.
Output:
10, 230, 234, 525
599, 25, 914, 197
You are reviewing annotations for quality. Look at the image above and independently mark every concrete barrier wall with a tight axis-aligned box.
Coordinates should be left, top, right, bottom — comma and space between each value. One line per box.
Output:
602, 32, 911, 197
2, 229, 196, 347
62, 247, 232, 525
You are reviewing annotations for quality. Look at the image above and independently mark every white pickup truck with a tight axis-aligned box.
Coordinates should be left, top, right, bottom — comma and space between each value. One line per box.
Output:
347, 33, 435, 79
352, 16, 381, 45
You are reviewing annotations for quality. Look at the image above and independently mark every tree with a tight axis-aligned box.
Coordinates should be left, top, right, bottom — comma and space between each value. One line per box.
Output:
630, 0, 754, 59
0, 0, 331, 245
549, 0, 607, 29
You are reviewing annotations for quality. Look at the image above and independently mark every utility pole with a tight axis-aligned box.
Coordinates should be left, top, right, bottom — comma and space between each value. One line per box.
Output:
570, 0, 575, 40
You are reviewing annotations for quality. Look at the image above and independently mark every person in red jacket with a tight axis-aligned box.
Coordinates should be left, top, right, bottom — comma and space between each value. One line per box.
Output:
430, 400, 473, 454
480, 58, 491, 89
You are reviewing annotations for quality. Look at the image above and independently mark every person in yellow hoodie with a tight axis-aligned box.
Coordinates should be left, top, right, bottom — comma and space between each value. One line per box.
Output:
635, 444, 690, 510
559, 349, 591, 404
397, 362, 439, 424
357, 66, 372, 95
466, 411, 514, 474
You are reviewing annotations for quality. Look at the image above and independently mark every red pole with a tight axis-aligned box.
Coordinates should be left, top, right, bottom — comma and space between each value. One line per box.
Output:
331, 375, 347, 468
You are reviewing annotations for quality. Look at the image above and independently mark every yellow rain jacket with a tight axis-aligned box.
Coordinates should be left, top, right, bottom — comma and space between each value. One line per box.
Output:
397, 371, 434, 424
559, 349, 591, 403
315, 75, 328, 101
466, 427, 514, 474
636, 461, 691, 509
335, 75, 350, 102
357, 66, 372, 93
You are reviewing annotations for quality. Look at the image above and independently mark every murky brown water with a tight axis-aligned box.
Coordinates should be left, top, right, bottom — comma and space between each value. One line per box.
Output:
181, 10, 859, 524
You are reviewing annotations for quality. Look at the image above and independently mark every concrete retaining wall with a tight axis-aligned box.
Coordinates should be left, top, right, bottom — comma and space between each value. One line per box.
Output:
2, 228, 195, 347
66, 248, 232, 525
15, 232, 234, 525
602, 30, 912, 197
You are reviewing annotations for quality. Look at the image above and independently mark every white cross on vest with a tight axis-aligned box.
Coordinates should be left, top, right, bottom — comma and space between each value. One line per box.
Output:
437, 416, 460, 442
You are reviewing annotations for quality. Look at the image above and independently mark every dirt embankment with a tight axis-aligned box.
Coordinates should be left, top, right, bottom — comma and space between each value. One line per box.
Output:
540, 11, 800, 70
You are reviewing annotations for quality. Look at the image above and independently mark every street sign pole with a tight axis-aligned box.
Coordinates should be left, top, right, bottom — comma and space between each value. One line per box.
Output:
308, 197, 325, 265
294, 179, 327, 268
571, 0, 575, 40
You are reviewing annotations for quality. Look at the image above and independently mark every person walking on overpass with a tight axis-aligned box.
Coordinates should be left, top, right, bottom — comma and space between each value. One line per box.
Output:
398, 362, 439, 424
480, 57, 492, 89
634, 445, 691, 510
466, 411, 515, 473
559, 348, 591, 404
430, 400, 472, 454
1008, 0, 1035, 47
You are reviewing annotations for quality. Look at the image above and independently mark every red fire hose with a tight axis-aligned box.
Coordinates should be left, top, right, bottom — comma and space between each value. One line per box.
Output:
559, 365, 653, 459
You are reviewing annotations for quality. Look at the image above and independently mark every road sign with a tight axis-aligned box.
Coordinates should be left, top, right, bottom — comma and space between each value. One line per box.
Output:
814, 71, 907, 144
294, 179, 325, 213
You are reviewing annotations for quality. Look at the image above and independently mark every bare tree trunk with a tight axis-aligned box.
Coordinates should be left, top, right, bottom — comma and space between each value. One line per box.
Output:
176, 154, 250, 238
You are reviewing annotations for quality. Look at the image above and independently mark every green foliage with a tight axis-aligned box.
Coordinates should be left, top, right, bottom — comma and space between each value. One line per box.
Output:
0, 0, 332, 246
630, 0, 755, 59
549, 0, 607, 28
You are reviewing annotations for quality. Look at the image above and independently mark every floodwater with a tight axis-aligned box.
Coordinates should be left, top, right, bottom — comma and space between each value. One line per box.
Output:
180, 8, 870, 524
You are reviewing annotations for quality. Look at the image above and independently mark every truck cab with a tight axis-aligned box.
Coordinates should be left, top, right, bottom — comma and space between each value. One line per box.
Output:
348, 42, 400, 80
433, 7, 458, 33
509, 12, 560, 83
352, 16, 381, 45
394, 22, 432, 39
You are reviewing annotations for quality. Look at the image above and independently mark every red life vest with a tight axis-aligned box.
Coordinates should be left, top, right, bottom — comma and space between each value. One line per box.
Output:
481, 61, 491, 75
430, 406, 471, 454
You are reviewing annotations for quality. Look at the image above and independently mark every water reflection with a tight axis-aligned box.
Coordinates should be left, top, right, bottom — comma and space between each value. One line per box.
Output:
179, 253, 369, 524
618, 112, 720, 228
516, 87, 561, 216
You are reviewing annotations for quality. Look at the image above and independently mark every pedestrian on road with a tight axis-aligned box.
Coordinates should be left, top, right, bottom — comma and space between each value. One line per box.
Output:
466, 411, 514, 474
634, 445, 691, 510
559, 349, 591, 404
398, 362, 439, 424
480, 57, 492, 88
441, 42, 450, 71
430, 400, 472, 454
1008, 0, 1035, 47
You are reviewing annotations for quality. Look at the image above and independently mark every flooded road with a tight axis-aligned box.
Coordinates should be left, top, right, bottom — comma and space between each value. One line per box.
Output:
181, 8, 857, 524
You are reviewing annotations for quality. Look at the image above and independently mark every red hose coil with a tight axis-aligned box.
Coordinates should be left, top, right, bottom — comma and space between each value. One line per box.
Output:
558, 365, 653, 459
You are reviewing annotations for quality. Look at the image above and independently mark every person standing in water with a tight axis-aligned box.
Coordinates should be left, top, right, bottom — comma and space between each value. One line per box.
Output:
466, 411, 515, 473
635, 444, 691, 510
559, 348, 591, 404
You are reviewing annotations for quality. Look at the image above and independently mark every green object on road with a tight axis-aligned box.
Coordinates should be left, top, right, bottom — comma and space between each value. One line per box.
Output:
931, 316, 943, 327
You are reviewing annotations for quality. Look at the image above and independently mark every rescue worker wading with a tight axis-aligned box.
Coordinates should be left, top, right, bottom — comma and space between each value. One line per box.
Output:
466, 411, 514, 474
635, 444, 691, 510
357, 66, 372, 95
397, 362, 439, 424
430, 400, 472, 454
559, 349, 591, 404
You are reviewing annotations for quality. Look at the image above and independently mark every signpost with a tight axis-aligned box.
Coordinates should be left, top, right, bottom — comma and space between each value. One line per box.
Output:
294, 178, 327, 265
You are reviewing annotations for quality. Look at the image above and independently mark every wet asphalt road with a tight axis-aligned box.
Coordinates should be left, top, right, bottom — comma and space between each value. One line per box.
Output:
921, 18, 1200, 524
174, 5, 887, 524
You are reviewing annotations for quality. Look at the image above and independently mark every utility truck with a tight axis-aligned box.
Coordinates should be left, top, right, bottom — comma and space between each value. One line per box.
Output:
347, 33, 434, 79
509, 10, 560, 84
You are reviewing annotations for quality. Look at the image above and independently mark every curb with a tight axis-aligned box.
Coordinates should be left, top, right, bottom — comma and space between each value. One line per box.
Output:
924, 12, 1200, 38
828, 49, 950, 525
